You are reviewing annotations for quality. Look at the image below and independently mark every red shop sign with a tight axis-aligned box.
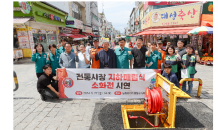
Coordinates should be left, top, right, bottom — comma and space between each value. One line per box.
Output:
71, 28, 80, 34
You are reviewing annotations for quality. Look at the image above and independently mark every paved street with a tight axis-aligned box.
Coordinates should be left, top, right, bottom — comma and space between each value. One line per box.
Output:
13, 56, 213, 130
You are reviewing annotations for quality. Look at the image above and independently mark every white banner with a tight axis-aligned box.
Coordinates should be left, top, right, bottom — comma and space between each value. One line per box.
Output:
58, 69, 160, 99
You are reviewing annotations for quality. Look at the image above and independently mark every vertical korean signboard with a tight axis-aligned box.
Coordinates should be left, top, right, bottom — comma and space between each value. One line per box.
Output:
141, 12, 151, 30
57, 69, 161, 99
150, 2, 202, 27
16, 28, 30, 49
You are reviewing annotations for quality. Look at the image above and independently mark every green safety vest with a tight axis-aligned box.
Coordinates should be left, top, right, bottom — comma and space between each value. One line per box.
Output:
46, 52, 61, 74
114, 47, 133, 69
181, 54, 197, 75
165, 55, 178, 73
31, 52, 47, 73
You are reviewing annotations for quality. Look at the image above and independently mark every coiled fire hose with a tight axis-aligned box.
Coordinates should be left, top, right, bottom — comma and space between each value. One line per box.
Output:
128, 87, 163, 127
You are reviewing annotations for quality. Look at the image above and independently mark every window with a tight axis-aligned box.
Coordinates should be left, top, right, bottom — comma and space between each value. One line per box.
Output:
72, 2, 82, 20
92, 13, 98, 22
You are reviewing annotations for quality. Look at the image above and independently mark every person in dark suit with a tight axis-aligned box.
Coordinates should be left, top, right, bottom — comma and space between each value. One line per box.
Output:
95, 39, 116, 68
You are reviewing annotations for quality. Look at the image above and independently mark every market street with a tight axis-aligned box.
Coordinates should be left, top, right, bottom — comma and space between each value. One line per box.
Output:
13, 60, 213, 130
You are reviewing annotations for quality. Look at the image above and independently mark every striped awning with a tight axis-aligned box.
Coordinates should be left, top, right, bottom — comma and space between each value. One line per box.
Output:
13, 18, 31, 23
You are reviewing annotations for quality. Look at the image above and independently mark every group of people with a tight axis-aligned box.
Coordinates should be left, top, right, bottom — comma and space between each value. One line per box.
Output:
32, 36, 200, 101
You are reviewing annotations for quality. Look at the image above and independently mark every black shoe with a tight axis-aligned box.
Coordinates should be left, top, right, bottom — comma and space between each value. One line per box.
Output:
40, 95, 47, 101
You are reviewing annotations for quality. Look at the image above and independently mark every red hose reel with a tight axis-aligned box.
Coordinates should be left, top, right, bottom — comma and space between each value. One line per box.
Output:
144, 87, 163, 114
128, 87, 164, 128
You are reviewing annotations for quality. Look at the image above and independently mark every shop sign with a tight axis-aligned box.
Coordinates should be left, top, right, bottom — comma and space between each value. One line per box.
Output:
202, 1, 213, 14
13, 23, 26, 28
20, 1, 31, 14
75, 19, 83, 29
144, 1, 198, 6
36, 11, 64, 22
150, 3, 202, 27
82, 26, 86, 32
141, 12, 151, 30
71, 28, 80, 34
143, 1, 149, 11
86, 27, 92, 33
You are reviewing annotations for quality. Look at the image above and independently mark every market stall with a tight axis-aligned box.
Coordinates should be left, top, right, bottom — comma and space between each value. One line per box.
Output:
187, 26, 213, 66
137, 2, 202, 49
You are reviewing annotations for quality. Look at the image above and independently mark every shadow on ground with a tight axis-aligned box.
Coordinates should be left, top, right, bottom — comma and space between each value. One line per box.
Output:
90, 102, 212, 130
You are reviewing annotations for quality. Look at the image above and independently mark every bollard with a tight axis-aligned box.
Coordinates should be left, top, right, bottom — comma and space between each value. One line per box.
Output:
179, 78, 203, 97
13, 71, 19, 91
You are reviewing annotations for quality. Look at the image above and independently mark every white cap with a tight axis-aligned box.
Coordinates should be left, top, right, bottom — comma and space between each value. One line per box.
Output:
102, 39, 109, 43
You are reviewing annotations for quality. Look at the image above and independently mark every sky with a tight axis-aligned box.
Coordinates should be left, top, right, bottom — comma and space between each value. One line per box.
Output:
98, 1, 135, 34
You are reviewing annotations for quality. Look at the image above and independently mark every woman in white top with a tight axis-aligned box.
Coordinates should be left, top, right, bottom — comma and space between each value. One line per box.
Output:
77, 44, 90, 68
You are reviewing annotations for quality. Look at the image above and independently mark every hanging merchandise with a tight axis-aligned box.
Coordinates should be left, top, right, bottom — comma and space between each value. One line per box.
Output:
183, 34, 188, 38
170, 35, 174, 39
179, 35, 182, 39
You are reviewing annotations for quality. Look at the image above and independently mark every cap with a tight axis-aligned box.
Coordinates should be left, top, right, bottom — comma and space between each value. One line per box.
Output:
157, 40, 163, 44
93, 38, 99, 42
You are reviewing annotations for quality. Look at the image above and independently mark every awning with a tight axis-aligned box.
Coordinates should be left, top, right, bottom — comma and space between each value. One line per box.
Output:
201, 14, 213, 26
95, 35, 100, 37
13, 18, 31, 23
136, 26, 200, 35
81, 32, 90, 36
86, 33, 96, 37
13, 18, 31, 28
74, 34, 87, 38
58, 33, 83, 38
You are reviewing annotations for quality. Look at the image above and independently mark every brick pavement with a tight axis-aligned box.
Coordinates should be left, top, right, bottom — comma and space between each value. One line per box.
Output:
13, 57, 213, 130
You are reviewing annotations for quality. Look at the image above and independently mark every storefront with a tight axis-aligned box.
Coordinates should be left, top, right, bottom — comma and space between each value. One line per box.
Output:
198, 1, 213, 65
137, 2, 202, 50
13, 1, 67, 57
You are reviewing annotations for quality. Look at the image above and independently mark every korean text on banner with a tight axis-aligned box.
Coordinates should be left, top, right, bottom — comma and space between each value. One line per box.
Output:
150, 2, 202, 27
57, 69, 161, 99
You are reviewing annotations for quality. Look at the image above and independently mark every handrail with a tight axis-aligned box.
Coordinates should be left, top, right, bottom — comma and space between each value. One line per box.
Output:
179, 78, 203, 97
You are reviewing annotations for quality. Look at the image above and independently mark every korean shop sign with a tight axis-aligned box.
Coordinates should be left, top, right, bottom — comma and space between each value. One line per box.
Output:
20, 1, 31, 14
35, 11, 64, 22
150, 3, 201, 27
145, 1, 199, 6
141, 12, 151, 30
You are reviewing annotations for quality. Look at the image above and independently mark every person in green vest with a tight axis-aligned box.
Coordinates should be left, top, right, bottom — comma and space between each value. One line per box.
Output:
145, 42, 162, 69
57, 38, 74, 54
181, 44, 200, 94
165, 45, 181, 77
114, 38, 133, 69
31, 43, 47, 78
46, 44, 61, 76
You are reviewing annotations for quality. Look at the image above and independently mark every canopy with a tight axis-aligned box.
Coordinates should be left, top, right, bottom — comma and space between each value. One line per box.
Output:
201, 14, 213, 26
86, 33, 96, 37
187, 26, 213, 35
82, 32, 91, 36
59, 33, 84, 39
13, 18, 31, 23
74, 34, 87, 38
136, 26, 199, 35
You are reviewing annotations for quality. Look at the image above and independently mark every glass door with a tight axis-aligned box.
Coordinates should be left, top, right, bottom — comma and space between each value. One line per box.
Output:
33, 33, 49, 52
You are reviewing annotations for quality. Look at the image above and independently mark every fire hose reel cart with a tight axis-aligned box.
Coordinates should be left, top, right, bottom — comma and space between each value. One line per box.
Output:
121, 73, 191, 129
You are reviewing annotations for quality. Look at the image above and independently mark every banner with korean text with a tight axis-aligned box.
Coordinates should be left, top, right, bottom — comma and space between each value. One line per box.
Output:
57, 69, 161, 99
150, 2, 202, 27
